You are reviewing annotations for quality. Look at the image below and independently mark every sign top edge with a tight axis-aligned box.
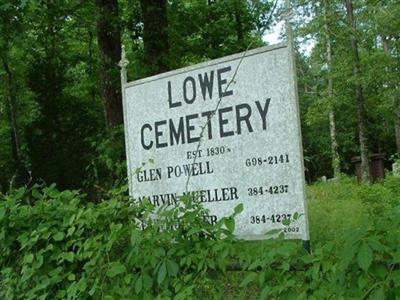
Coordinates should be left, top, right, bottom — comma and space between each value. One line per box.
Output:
123, 42, 288, 89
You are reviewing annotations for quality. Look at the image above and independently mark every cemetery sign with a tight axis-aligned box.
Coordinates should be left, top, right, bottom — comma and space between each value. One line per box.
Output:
122, 43, 310, 240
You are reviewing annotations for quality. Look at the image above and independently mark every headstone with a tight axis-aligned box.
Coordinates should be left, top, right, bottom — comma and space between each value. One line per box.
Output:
393, 161, 400, 177
122, 44, 309, 240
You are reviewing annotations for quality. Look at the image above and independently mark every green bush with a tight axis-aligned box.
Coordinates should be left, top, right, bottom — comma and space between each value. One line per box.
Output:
1, 177, 400, 299
307, 177, 367, 243
0, 185, 237, 300
307, 176, 400, 243
210, 177, 400, 299
221, 211, 400, 299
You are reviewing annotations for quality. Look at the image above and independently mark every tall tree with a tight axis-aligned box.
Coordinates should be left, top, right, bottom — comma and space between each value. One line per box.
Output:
0, 1, 28, 186
96, 0, 123, 127
139, 0, 170, 75
323, 0, 341, 178
377, 1, 400, 156
26, 0, 70, 188
234, 0, 245, 46
294, 0, 345, 179
382, 37, 400, 156
1, 54, 27, 186
344, 0, 370, 182
395, 89, 400, 157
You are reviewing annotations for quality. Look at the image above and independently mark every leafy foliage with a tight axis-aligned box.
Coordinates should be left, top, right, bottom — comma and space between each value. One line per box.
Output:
295, 0, 400, 180
0, 185, 238, 299
1, 177, 400, 299
0, 0, 275, 193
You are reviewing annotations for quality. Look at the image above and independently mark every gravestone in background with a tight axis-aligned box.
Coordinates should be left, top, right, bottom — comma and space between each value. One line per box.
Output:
393, 161, 400, 177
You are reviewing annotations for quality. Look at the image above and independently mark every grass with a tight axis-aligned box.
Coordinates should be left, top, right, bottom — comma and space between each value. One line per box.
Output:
214, 175, 400, 299
308, 175, 400, 244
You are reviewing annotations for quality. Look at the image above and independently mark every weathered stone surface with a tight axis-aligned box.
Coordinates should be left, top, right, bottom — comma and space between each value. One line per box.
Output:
393, 161, 400, 177
123, 44, 309, 240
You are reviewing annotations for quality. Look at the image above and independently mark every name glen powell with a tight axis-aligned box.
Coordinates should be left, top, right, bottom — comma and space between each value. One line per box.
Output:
136, 161, 214, 182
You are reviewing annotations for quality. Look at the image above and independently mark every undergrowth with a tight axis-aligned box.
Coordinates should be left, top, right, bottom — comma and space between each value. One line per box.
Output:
1, 176, 400, 299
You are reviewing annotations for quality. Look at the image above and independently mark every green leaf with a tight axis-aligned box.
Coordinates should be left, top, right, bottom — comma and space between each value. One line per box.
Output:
155, 247, 165, 257
135, 276, 143, 294
357, 242, 373, 272
166, 259, 179, 276
187, 228, 202, 236
0, 207, 5, 221
68, 215, 76, 225
20, 0, 28, 9
281, 290, 300, 300
53, 232, 65, 241
225, 217, 235, 233
370, 264, 388, 280
157, 262, 167, 285
357, 275, 368, 289
0, 3, 12, 11
248, 259, 261, 270
77, 279, 87, 292
265, 229, 282, 237
260, 285, 271, 299
66, 281, 78, 298
67, 274, 76, 281
369, 287, 384, 300
31, 189, 42, 200
393, 249, 400, 263
124, 274, 132, 284
67, 226, 75, 237
56, 290, 66, 299
234, 203, 244, 214
47, 187, 60, 198
143, 274, 152, 290
64, 252, 75, 262
240, 272, 257, 287
106, 261, 126, 278
282, 218, 291, 226
13, 188, 25, 200
88, 278, 99, 296
23, 254, 34, 264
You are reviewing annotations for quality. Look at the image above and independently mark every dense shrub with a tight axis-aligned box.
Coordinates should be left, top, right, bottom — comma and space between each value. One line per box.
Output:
228, 208, 400, 299
0, 185, 238, 299
208, 177, 400, 299
233, 177, 400, 299
307, 176, 400, 242
1, 177, 400, 299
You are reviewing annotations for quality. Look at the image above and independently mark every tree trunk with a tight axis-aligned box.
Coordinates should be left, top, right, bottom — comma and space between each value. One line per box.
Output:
88, 29, 97, 104
96, 0, 123, 128
1, 55, 28, 186
382, 37, 400, 156
234, 0, 244, 47
323, 0, 341, 178
395, 96, 400, 156
329, 111, 341, 177
207, 0, 218, 55
345, 0, 371, 182
139, 0, 170, 75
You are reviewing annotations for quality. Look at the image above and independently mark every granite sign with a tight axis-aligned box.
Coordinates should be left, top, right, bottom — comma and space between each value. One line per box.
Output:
122, 43, 310, 240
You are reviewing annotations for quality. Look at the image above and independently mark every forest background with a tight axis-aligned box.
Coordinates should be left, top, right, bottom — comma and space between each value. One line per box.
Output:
1, 1, 400, 299
0, 0, 399, 195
